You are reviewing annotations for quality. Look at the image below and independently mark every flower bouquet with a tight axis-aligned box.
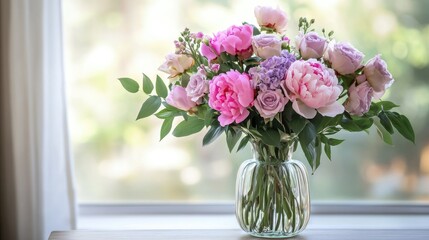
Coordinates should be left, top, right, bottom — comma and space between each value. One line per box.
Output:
119, 5, 414, 238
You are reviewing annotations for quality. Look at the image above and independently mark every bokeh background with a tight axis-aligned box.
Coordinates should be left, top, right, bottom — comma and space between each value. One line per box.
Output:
63, 0, 429, 203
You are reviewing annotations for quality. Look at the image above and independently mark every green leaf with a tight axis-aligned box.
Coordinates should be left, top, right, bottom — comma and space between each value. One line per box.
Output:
160, 117, 173, 141
118, 77, 139, 93
341, 117, 373, 132
314, 114, 342, 132
156, 75, 168, 98
377, 101, 400, 111
386, 112, 415, 143
324, 143, 332, 160
226, 128, 242, 152
203, 125, 225, 146
259, 128, 281, 146
289, 118, 308, 135
204, 109, 215, 127
374, 118, 393, 145
327, 138, 344, 146
136, 96, 161, 120
142, 74, 154, 94
298, 122, 317, 169
378, 111, 394, 134
315, 137, 322, 171
172, 117, 205, 137
180, 73, 191, 88
237, 135, 250, 152
155, 108, 182, 119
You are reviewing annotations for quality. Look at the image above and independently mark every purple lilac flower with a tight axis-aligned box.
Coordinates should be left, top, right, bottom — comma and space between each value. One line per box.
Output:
249, 50, 296, 91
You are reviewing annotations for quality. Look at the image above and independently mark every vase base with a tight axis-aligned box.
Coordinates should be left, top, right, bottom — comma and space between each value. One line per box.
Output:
247, 230, 302, 239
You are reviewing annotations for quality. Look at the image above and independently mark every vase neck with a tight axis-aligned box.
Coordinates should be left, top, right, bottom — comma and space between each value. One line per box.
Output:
251, 140, 296, 163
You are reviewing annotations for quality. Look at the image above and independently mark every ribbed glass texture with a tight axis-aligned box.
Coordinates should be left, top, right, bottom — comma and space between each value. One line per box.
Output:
235, 140, 310, 238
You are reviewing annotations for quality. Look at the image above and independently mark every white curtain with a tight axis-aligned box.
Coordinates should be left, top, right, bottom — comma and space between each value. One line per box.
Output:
0, 0, 77, 239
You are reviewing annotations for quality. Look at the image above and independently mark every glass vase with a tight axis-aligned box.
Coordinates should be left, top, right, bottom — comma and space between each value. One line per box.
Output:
235, 139, 310, 238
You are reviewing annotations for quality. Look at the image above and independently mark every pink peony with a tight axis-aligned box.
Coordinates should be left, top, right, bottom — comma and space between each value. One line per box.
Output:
254, 89, 288, 119
166, 85, 196, 111
296, 31, 327, 59
254, 6, 288, 33
158, 53, 194, 79
186, 72, 209, 103
201, 25, 253, 61
282, 59, 344, 119
363, 54, 394, 96
252, 34, 283, 59
344, 79, 373, 116
326, 42, 364, 75
208, 70, 254, 126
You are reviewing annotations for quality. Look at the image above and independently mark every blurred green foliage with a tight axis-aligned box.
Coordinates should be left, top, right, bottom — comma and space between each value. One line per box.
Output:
63, 0, 429, 202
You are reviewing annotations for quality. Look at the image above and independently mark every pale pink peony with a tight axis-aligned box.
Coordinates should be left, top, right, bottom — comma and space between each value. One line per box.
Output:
208, 70, 254, 126
282, 59, 344, 119
166, 85, 196, 111
254, 6, 288, 33
252, 34, 283, 59
326, 41, 364, 75
254, 89, 288, 119
363, 54, 394, 97
295, 32, 327, 59
158, 53, 194, 79
186, 72, 209, 104
344, 79, 373, 116
201, 25, 253, 61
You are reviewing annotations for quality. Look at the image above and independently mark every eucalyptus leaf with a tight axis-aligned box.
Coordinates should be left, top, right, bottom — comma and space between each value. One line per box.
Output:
118, 77, 139, 93
136, 96, 161, 120
156, 75, 168, 98
142, 74, 154, 94
172, 117, 205, 137
160, 117, 173, 140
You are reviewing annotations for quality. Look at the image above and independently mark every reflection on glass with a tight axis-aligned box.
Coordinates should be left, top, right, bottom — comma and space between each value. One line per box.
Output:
63, 0, 429, 202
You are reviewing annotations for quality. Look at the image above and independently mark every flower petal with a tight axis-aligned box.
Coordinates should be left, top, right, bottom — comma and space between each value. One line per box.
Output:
318, 101, 344, 117
292, 100, 317, 119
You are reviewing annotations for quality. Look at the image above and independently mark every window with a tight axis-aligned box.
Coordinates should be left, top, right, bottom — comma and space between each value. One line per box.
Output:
63, 0, 429, 204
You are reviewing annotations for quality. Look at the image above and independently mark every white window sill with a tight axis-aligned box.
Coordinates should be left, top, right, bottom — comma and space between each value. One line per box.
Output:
77, 214, 429, 230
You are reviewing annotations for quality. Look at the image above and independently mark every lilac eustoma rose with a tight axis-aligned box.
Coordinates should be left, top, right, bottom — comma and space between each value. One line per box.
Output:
344, 79, 373, 116
254, 89, 288, 119
363, 54, 394, 95
254, 6, 288, 33
208, 70, 254, 126
166, 85, 196, 111
158, 53, 194, 79
327, 42, 364, 75
296, 32, 327, 59
252, 34, 282, 59
282, 59, 344, 119
186, 72, 209, 104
